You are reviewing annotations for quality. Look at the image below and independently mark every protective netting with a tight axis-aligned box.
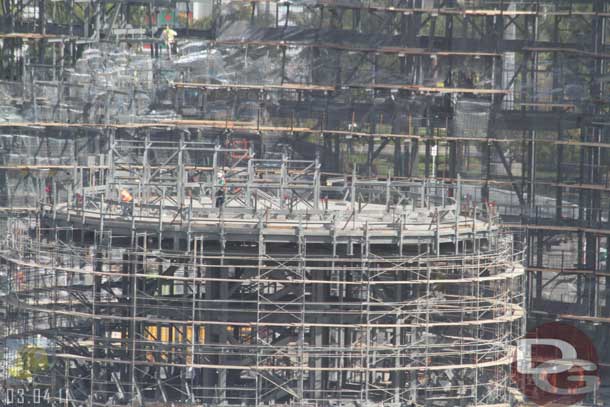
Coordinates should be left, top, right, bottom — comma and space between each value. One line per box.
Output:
0, 134, 83, 206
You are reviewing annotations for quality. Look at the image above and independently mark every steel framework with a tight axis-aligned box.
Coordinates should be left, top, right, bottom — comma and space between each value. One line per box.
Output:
0, 0, 609, 404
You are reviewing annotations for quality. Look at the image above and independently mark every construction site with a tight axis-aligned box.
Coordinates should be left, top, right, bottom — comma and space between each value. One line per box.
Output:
0, 0, 608, 406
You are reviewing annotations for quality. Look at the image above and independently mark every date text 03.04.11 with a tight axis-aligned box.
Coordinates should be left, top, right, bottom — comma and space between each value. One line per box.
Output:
2, 388, 54, 405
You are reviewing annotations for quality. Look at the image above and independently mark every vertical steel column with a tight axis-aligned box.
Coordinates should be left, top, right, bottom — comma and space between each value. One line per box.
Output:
586, 1, 606, 317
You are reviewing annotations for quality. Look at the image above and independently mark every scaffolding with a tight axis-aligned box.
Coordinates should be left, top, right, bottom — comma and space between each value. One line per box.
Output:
0, 142, 524, 406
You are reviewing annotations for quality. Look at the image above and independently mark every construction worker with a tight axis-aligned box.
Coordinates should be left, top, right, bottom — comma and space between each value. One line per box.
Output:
44, 181, 53, 205
215, 171, 226, 208
120, 189, 133, 217
161, 25, 178, 59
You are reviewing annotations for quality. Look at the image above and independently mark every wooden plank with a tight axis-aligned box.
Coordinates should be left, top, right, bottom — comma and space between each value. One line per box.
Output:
173, 81, 335, 92
0, 33, 62, 39
233, 1, 610, 18
173, 81, 508, 94
3, 121, 610, 152
215, 39, 501, 57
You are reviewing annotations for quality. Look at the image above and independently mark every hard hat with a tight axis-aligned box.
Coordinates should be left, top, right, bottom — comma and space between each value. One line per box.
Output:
217, 171, 224, 178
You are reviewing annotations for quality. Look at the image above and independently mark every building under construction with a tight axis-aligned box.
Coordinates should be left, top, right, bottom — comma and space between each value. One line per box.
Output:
1, 139, 525, 405
0, 0, 608, 405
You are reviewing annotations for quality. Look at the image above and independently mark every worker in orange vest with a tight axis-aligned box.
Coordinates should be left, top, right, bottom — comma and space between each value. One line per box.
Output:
120, 189, 133, 217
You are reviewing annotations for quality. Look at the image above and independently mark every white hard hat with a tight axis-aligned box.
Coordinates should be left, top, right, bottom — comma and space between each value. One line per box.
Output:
217, 171, 224, 178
